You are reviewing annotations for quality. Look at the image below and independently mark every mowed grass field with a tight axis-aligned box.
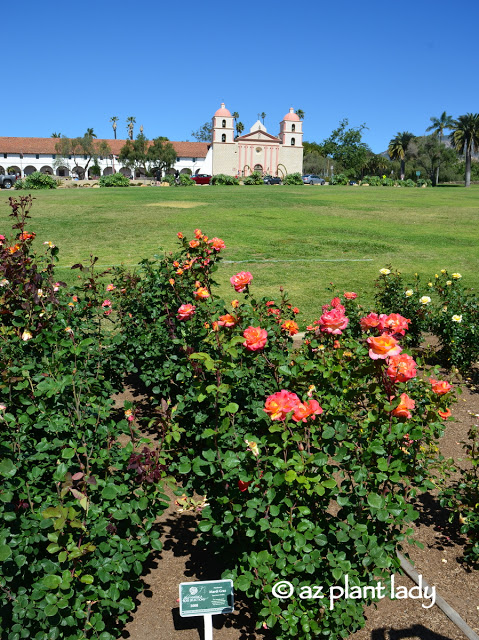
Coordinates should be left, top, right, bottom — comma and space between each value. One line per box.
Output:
1, 185, 478, 324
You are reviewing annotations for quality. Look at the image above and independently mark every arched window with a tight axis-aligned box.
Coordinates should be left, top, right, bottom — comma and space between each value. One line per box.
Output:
221, 134, 226, 142
292, 124, 296, 132
222, 119, 226, 128
291, 137, 296, 146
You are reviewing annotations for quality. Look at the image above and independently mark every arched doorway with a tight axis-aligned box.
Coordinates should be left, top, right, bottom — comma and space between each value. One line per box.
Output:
40, 166, 53, 175
72, 166, 84, 179
56, 166, 70, 177
103, 167, 113, 176
24, 166, 36, 176
180, 168, 192, 175
8, 166, 21, 176
119, 167, 132, 178
254, 164, 263, 174
0, 166, 5, 175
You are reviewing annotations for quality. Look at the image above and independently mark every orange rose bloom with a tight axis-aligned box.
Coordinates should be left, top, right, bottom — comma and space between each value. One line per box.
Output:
391, 393, 415, 419
209, 237, 226, 251
429, 378, 452, 395
344, 292, 357, 299
367, 334, 402, 360
438, 408, 452, 419
292, 399, 323, 423
230, 271, 253, 293
189, 240, 200, 248
177, 304, 196, 321
194, 287, 210, 300
379, 313, 410, 336
194, 228, 202, 238
281, 320, 299, 336
243, 326, 267, 351
217, 314, 237, 328
386, 353, 417, 383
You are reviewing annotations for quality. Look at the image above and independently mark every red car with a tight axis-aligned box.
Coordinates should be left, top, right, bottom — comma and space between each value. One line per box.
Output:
191, 174, 212, 185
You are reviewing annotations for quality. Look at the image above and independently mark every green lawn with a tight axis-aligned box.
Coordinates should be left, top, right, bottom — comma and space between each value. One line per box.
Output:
2, 185, 478, 324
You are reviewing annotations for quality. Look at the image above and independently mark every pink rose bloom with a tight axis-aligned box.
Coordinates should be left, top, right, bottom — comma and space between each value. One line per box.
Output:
391, 393, 415, 419
360, 312, 380, 331
102, 299, 112, 307
177, 303, 196, 321
429, 378, 452, 395
230, 271, 253, 293
292, 399, 323, 423
344, 292, 357, 300
319, 308, 349, 335
264, 390, 300, 421
209, 237, 226, 251
386, 353, 417, 383
367, 334, 402, 360
378, 313, 410, 336
243, 326, 267, 351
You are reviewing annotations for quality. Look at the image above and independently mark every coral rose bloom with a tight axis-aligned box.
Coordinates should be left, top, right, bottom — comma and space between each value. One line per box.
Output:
367, 334, 402, 360
344, 292, 357, 300
292, 399, 323, 423
217, 314, 237, 327
209, 237, 226, 251
243, 326, 267, 351
386, 353, 417, 383
177, 303, 196, 321
281, 320, 299, 336
391, 393, 415, 419
360, 312, 380, 331
189, 239, 200, 248
194, 287, 210, 300
230, 271, 253, 293
264, 390, 300, 420
379, 313, 410, 336
429, 378, 452, 395
438, 408, 452, 419
319, 308, 349, 335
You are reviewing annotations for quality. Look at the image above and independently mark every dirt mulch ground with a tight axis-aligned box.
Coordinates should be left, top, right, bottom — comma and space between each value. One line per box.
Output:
115, 372, 479, 640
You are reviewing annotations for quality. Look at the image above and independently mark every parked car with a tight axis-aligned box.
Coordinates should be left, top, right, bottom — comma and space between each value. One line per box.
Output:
263, 175, 282, 185
0, 174, 17, 189
191, 174, 212, 185
302, 174, 325, 185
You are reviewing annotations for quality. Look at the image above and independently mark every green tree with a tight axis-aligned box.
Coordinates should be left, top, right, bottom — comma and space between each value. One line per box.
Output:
321, 119, 370, 179
54, 135, 111, 179
147, 138, 177, 176
295, 109, 305, 120
191, 121, 212, 142
408, 135, 456, 183
51, 132, 61, 138
110, 116, 119, 139
449, 113, 479, 187
363, 152, 392, 177
388, 132, 415, 180
85, 128, 97, 139
426, 111, 454, 185
236, 122, 244, 138
126, 116, 136, 141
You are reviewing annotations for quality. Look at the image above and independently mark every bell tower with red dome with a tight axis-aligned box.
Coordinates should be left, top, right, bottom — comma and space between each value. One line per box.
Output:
211, 103, 238, 175
279, 108, 303, 147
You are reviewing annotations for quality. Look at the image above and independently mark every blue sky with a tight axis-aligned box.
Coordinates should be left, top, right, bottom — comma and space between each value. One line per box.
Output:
4, 0, 478, 153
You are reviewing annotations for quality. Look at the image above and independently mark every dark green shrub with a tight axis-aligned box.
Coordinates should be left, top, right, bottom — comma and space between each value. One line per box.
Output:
210, 174, 239, 185
362, 175, 381, 186
99, 172, 130, 187
177, 174, 195, 186
15, 172, 57, 190
161, 174, 175, 185
243, 171, 263, 185
330, 173, 348, 185
284, 172, 304, 185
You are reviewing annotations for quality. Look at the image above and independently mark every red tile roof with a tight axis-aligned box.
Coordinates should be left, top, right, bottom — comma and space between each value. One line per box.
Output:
0, 137, 209, 158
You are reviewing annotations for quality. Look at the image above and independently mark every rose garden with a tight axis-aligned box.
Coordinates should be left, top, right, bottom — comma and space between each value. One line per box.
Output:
0, 191, 478, 640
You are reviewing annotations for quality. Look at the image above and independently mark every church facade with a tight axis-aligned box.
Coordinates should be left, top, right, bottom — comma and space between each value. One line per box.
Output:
207, 104, 303, 177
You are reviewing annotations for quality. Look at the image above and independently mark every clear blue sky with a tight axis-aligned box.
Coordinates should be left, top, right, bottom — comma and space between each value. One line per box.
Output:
4, 0, 478, 153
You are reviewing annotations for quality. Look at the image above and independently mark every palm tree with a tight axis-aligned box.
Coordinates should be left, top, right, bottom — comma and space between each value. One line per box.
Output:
388, 132, 415, 180
126, 116, 136, 140
232, 111, 239, 124
85, 128, 97, 138
260, 112, 266, 124
236, 122, 244, 138
426, 111, 454, 185
110, 116, 119, 139
449, 113, 479, 187
51, 132, 62, 138
295, 109, 305, 120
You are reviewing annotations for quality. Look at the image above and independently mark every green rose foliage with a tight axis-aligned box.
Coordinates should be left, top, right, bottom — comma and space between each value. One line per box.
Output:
0, 196, 168, 639
112, 229, 454, 639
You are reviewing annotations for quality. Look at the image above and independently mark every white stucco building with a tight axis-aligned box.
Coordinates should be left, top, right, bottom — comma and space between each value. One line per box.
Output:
0, 138, 209, 179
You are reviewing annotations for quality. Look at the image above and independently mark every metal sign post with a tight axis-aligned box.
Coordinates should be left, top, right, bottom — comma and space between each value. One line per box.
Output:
179, 579, 234, 640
